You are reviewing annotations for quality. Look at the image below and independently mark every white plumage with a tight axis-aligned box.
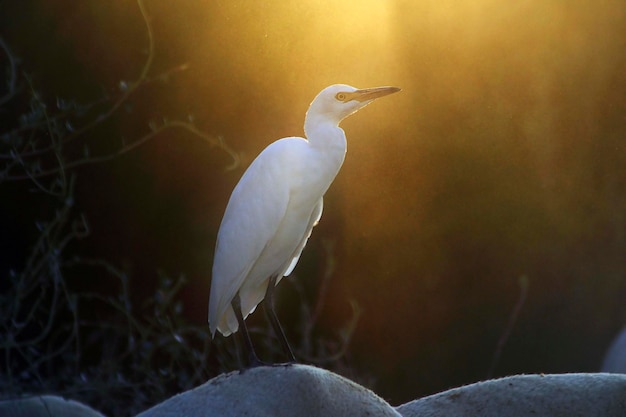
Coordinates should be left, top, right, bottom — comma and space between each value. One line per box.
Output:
209, 84, 400, 341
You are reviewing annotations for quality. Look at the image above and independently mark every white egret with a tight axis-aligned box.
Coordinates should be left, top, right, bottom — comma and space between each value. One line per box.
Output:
209, 84, 400, 365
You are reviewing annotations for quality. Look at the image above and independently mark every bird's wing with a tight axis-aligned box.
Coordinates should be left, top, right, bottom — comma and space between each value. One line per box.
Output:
281, 197, 323, 278
209, 138, 307, 336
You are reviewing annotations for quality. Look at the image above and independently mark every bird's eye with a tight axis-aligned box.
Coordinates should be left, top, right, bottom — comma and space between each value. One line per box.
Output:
335, 93, 347, 102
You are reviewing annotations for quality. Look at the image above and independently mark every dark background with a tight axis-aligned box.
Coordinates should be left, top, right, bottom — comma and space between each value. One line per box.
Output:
2, 0, 626, 405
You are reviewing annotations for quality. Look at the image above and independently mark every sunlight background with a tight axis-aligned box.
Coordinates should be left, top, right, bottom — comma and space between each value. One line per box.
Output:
6, 0, 626, 404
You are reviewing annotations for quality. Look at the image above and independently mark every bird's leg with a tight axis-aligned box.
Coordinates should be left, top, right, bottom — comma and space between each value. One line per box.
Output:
263, 275, 297, 362
231, 292, 264, 368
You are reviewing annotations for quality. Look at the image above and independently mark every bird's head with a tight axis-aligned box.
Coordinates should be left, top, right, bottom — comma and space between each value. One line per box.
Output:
306, 84, 401, 126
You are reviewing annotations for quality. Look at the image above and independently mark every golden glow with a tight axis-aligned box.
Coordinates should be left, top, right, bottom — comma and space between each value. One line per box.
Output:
34, 0, 626, 400
196, 0, 396, 103
189, 0, 626, 309
15, 0, 625, 405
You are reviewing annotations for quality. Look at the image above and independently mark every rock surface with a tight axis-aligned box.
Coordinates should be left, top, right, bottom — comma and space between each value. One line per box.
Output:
396, 373, 626, 417
4, 367, 626, 416
136, 364, 401, 417
0, 395, 106, 417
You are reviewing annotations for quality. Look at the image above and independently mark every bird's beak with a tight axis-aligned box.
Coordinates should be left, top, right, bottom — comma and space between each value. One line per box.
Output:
349, 86, 401, 102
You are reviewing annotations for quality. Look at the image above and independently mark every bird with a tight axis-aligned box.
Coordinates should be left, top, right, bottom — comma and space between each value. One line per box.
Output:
209, 84, 400, 365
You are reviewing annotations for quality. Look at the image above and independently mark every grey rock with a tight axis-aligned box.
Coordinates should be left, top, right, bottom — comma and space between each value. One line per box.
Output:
136, 364, 401, 417
0, 395, 106, 417
396, 373, 626, 417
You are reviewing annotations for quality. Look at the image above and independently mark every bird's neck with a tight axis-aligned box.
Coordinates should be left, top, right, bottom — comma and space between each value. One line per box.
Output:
304, 116, 347, 157
303, 119, 347, 194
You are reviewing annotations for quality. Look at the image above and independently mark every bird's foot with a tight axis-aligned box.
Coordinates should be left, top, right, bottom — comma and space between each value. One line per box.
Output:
237, 354, 270, 373
238, 356, 296, 373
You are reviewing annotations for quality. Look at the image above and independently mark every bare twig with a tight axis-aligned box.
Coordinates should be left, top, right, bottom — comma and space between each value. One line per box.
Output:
0, 0, 238, 183
2, 120, 239, 181
0, 0, 236, 414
